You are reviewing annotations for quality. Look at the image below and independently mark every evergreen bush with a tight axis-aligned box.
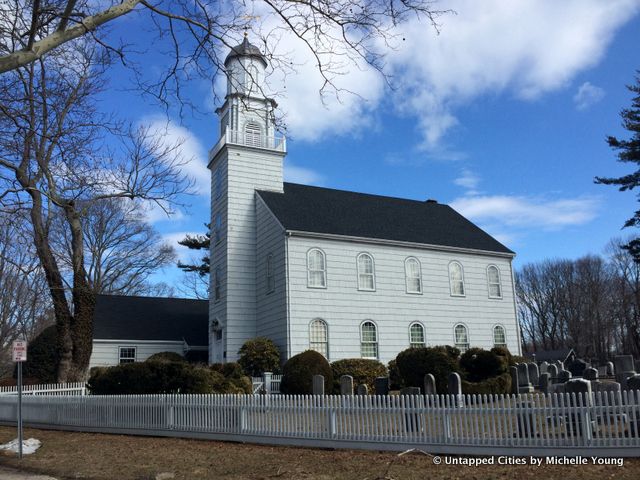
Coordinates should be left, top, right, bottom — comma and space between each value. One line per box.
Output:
279, 350, 332, 394
461, 372, 511, 395
387, 359, 404, 390
330, 358, 387, 394
145, 351, 186, 363
237, 337, 281, 376
18, 325, 59, 383
395, 346, 459, 393
460, 348, 507, 382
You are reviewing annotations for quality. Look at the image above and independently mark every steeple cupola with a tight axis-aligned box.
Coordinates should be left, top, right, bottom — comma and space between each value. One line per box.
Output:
210, 36, 285, 160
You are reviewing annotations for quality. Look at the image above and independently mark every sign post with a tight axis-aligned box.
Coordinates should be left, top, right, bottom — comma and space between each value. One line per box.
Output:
12, 339, 27, 460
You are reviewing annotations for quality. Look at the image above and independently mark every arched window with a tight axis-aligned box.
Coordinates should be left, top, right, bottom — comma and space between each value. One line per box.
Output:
357, 253, 375, 291
449, 261, 465, 296
309, 319, 328, 358
244, 121, 262, 147
307, 249, 326, 288
493, 325, 506, 348
360, 321, 378, 359
405, 257, 422, 294
487, 265, 502, 298
454, 324, 469, 353
409, 323, 425, 348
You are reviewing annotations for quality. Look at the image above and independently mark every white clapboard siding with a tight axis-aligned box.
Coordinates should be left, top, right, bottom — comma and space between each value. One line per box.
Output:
1, 392, 640, 456
286, 236, 519, 363
89, 340, 185, 368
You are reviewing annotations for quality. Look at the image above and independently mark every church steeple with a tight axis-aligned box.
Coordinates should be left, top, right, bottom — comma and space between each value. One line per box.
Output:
211, 37, 284, 156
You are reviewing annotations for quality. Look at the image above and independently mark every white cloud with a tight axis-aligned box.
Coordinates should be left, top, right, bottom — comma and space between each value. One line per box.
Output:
574, 81, 605, 110
284, 162, 325, 185
454, 169, 480, 191
451, 194, 600, 230
141, 117, 210, 195
384, 0, 639, 149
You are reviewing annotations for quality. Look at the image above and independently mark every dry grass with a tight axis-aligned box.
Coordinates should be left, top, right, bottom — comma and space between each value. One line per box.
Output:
0, 426, 638, 480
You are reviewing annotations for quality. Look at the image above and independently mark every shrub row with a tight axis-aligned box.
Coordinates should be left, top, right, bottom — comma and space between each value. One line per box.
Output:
88, 360, 252, 395
461, 372, 511, 395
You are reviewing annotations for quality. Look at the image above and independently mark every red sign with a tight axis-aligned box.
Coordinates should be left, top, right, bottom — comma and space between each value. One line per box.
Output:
12, 340, 27, 362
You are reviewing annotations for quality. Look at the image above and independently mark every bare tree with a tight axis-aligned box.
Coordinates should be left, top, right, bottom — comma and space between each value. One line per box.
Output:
51, 198, 176, 295
0, 39, 192, 381
0, 214, 53, 377
0, 1, 448, 106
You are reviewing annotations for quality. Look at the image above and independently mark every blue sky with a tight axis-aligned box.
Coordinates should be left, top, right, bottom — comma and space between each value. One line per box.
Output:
101, 0, 640, 290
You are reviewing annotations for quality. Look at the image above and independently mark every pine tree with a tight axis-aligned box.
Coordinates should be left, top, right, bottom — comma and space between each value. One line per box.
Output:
596, 72, 640, 261
177, 224, 210, 276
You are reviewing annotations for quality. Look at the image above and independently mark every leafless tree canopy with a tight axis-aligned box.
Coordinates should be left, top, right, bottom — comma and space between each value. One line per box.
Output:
516, 238, 640, 361
0, 1, 448, 106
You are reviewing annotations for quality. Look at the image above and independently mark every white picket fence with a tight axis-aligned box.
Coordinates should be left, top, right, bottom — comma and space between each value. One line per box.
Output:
0, 383, 86, 396
1, 391, 640, 456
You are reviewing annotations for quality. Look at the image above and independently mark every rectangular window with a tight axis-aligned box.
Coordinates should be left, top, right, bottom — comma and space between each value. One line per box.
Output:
214, 213, 223, 244
214, 267, 222, 302
214, 168, 223, 199
360, 322, 378, 359
266, 254, 275, 294
119, 347, 136, 364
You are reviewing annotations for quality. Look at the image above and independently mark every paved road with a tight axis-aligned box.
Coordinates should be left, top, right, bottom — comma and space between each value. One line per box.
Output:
0, 467, 57, 479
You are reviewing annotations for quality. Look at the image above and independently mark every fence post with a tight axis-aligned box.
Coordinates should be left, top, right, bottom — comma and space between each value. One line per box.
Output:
263, 372, 272, 395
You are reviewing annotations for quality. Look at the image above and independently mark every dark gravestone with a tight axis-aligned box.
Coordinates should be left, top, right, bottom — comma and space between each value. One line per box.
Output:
340, 375, 354, 396
528, 363, 540, 386
548, 364, 558, 383
567, 358, 588, 377
312, 375, 325, 395
565, 378, 594, 437
558, 370, 572, 384
583, 367, 598, 381
539, 372, 550, 394
614, 356, 634, 384
510, 366, 519, 395
606, 361, 615, 377
517, 363, 534, 393
400, 387, 421, 396
374, 377, 390, 395
356, 384, 368, 395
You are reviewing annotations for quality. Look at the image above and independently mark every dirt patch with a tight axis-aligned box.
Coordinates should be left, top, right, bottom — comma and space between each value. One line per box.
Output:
0, 426, 637, 480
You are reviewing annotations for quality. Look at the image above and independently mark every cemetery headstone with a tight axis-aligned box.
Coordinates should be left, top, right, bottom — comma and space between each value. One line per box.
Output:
424, 374, 437, 395
548, 364, 558, 382
606, 361, 615, 377
614, 356, 634, 383
567, 358, 588, 377
374, 377, 390, 396
583, 367, 598, 382
540, 361, 549, 374
539, 372, 550, 395
356, 384, 368, 395
312, 375, 325, 395
340, 375, 354, 396
528, 363, 540, 386
565, 378, 595, 437
622, 371, 637, 390
510, 366, 519, 395
626, 374, 640, 391
558, 370, 572, 384
517, 363, 534, 393
400, 387, 421, 396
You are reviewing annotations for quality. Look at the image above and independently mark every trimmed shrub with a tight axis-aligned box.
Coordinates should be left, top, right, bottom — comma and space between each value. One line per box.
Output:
209, 363, 253, 394
146, 351, 186, 363
460, 348, 507, 382
461, 373, 511, 395
87, 361, 252, 395
237, 337, 281, 376
18, 325, 59, 384
280, 350, 332, 394
490, 346, 513, 366
330, 358, 387, 394
395, 346, 459, 394
388, 359, 404, 390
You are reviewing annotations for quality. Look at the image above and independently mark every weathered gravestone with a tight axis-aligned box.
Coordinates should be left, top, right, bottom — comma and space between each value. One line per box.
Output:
622, 371, 637, 390
340, 375, 354, 396
565, 378, 594, 436
374, 377, 390, 395
548, 364, 558, 383
312, 375, 325, 395
448, 372, 463, 406
583, 367, 598, 382
626, 374, 640, 391
540, 361, 549, 374
595, 382, 621, 395
539, 372, 550, 395
510, 366, 519, 395
400, 387, 422, 432
558, 370, 572, 384
556, 360, 565, 372
517, 363, 534, 393
528, 363, 540, 386
606, 361, 615, 377
424, 374, 437, 395
400, 387, 421, 396
356, 384, 368, 395
567, 358, 588, 377
614, 356, 635, 384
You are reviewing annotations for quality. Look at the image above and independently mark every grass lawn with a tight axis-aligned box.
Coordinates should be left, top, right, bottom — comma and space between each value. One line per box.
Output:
0, 426, 639, 479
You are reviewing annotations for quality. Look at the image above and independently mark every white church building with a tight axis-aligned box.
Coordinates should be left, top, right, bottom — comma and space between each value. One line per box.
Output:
208, 38, 521, 365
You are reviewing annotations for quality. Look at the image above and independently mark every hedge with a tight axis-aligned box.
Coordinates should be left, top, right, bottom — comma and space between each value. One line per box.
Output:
330, 358, 387, 394
280, 350, 332, 394
395, 346, 459, 394
146, 351, 186, 363
460, 348, 507, 382
461, 372, 512, 395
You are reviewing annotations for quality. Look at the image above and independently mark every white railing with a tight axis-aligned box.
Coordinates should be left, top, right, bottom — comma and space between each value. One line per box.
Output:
251, 374, 282, 394
209, 128, 286, 160
0, 382, 86, 396
1, 392, 640, 455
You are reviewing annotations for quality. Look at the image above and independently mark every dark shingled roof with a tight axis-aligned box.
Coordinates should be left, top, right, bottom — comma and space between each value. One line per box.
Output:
257, 183, 514, 255
525, 348, 576, 363
224, 37, 267, 67
93, 295, 208, 346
